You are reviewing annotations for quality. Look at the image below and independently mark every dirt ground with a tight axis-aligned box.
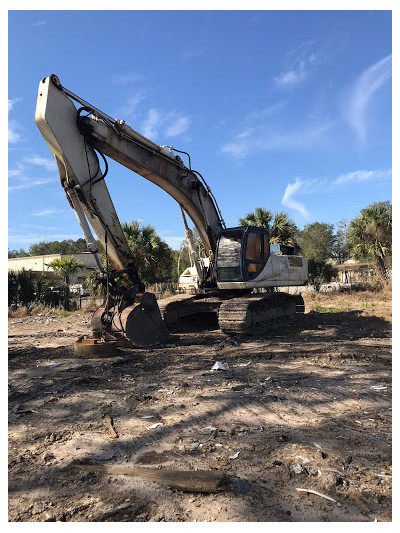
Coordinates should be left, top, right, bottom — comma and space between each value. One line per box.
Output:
8, 290, 392, 522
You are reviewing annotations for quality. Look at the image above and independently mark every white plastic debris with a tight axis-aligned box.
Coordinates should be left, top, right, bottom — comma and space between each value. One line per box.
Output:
238, 361, 251, 367
370, 385, 388, 391
296, 455, 310, 464
215, 443, 223, 448
211, 361, 230, 371
146, 423, 163, 430
229, 451, 240, 459
141, 415, 154, 419
201, 426, 217, 432
296, 488, 336, 503
314, 443, 321, 449
264, 376, 271, 381
293, 464, 303, 474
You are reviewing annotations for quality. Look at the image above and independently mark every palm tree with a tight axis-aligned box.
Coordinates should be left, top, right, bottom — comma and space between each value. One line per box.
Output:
269, 211, 300, 247
239, 207, 273, 229
48, 256, 85, 310
348, 201, 392, 280
239, 207, 299, 248
121, 221, 173, 283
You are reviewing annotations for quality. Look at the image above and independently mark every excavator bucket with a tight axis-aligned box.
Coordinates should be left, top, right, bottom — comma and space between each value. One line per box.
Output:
92, 292, 169, 347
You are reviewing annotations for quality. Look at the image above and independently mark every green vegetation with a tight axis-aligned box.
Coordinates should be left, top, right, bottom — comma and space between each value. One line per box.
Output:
239, 207, 299, 247
8, 249, 30, 258
8, 269, 62, 308
299, 222, 336, 262
348, 201, 392, 280
29, 238, 88, 256
122, 221, 173, 284
48, 256, 85, 311
8, 269, 35, 307
54, 309, 74, 317
313, 304, 341, 313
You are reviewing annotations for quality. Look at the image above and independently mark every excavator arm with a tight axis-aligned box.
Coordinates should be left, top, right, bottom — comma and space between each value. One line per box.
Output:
35, 74, 224, 346
35, 75, 224, 269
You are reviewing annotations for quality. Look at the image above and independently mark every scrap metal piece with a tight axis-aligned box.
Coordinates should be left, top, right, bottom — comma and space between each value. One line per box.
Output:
74, 337, 118, 357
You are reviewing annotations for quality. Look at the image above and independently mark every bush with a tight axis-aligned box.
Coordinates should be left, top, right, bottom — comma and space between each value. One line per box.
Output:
30, 303, 52, 316
8, 269, 63, 309
307, 259, 337, 291
353, 277, 386, 292
81, 298, 100, 312
8, 269, 36, 307
10, 306, 30, 318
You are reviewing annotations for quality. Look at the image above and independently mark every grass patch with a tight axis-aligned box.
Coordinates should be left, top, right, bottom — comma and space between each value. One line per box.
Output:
54, 309, 74, 317
314, 304, 341, 313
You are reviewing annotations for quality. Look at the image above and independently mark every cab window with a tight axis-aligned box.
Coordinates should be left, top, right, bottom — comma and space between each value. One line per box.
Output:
245, 232, 262, 260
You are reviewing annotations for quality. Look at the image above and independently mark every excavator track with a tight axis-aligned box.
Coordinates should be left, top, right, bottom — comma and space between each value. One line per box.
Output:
218, 292, 304, 335
157, 293, 199, 328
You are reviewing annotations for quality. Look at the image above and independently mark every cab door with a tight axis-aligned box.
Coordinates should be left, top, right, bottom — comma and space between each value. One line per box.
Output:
243, 227, 269, 280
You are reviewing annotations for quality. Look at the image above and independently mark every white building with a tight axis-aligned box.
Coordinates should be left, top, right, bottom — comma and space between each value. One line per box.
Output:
8, 253, 98, 287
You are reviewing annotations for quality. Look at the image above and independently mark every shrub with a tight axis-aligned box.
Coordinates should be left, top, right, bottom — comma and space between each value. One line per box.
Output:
307, 259, 337, 291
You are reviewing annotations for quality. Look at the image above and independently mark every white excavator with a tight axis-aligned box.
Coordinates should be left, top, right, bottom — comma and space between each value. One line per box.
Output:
35, 74, 308, 349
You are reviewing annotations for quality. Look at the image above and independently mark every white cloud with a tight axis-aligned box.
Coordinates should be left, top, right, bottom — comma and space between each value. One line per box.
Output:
222, 121, 334, 159
334, 168, 391, 185
25, 156, 57, 171
34, 20, 46, 26
221, 129, 254, 159
243, 102, 286, 123
8, 178, 55, 192
117, 91, 148, 119
280, 167, 391, 219
8, 122, 21, 144
344, 54, 392, 143
256, 121, 333, 151
8, 98, 22, 143
282, 178, 309, 218
274, 51, 319, 88
221, 140, 248, 160
140, 108, 191, 140
165, 116, 190, 137
141, 108, 161, 139
8, 98, 20, 112
8, 163, 25, 178
32, 209, 58, 217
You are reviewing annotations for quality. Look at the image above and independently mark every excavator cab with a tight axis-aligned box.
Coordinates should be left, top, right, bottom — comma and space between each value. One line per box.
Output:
215, 226, 270, 282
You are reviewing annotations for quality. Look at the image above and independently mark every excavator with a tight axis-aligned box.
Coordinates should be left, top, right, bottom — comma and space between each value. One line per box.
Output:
35, 74, 308, 351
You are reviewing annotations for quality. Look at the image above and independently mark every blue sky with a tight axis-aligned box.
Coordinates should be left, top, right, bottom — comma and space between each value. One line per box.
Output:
8, 9, 392, 252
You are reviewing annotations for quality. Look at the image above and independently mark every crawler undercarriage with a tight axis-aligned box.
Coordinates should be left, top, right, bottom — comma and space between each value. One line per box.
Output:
158, 291, 305, 336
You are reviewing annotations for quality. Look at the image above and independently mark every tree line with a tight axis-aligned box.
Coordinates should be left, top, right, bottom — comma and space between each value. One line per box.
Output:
8, 200, 391, 309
